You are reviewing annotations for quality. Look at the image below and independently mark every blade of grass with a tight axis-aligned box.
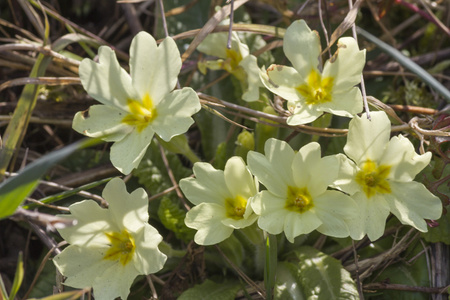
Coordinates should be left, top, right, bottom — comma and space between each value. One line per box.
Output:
357, 26, 450, 103
264, 234, 277, 300
8, 252, 24, 300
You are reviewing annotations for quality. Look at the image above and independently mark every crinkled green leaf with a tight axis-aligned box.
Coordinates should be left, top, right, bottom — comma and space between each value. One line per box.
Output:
285, 246, 359, 300
158, 196, 195, 243
274, 261, 306, 300
178, 279, 241, 300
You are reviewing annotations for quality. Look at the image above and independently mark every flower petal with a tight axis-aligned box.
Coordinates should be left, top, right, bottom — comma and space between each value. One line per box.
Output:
264, 138, 296, 185
79, 46, 138, 109
180, 162, 230, 206
320, 87, 363, 117
258, 208, 287, 236
286, 103, 323, 125
314, 191, 356, 238
152, 88, 200, 141
222, 213, 258, 229
72, 105, 132, 142
197, 32, 248, 58
284, 211, 322, 242
348, 192, 391, 241
224, 156, 257, 198
53, 245, 113, 289
331, 153, 360, 195
239, 55, 263, 102
102, 178, 149, 232
387, 181, 442, 231
261, 65, 303, 102
129, 33, 181, 104
292, 143, 338, 194
322, 37, 365, 91
133, 224, 166, 274
257, 191, 288, 232
283, 20, 321, 79
344, 111, 391, 164
109, 126, 154, 175
92, 259, 140, 300
57, 200, 113, 246
247, 139, 295, 197
380, 135, 432, 182
185, 203, 233, 245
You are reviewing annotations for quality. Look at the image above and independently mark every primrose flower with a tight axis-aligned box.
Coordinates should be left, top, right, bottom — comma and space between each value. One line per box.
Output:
74, 32, 201, 174
179, 156, 259, 245
247, 138, 357, 242
197, 32, 263, 102
332, 111, 443, 241
260, 20, 366, 125
53, 178, 166, 300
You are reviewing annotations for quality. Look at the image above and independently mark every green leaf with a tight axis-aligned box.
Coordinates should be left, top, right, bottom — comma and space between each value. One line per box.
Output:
8, 252, 24, 300
274, 262, 306, 300
285, 246, 359, 300
158, 196, 195, 243
0, 138, 102, 219
178, 279, 241, 300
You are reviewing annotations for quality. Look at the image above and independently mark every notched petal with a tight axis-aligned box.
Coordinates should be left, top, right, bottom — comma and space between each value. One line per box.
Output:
81, 108, 90, 119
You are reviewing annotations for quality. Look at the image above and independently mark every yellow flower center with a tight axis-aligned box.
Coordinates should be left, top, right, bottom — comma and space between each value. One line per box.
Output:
224, 49, 243, 72
223, 49, 246, 81
296, 69, 334, 105
122, 93, 157, 132
225, 195, 248, 220
285, 186, 314, 213
355, 159, 391, 198
103, 229, 136, 266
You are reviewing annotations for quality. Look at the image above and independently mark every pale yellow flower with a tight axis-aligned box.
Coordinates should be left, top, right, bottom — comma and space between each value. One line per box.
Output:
73, 32, 201, 174
260, 20, 366, 125
333, 111, 443, 240
53, 178, 166, 300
